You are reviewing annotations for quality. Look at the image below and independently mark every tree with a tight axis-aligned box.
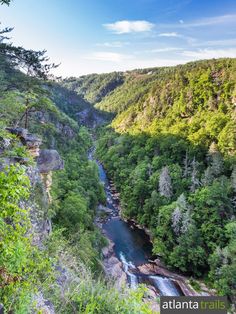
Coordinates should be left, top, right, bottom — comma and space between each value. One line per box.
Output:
159, 166, 173, 198
0, 0, 12, 5
172, 194, 191, 236
231, 166, 236, 210
190, 157, 201, 192
150, 190, 159, 206
172, 206, 182, 235
231, 166, 236, 193
208, 142, 223, 177
181, 208, 191, 234
183, 151, 191, 178
0, 27, 58, 128
209, 222, 236, 298
201, 166, 214, 186
169, 224, 206, 275
57, 192, 90, 232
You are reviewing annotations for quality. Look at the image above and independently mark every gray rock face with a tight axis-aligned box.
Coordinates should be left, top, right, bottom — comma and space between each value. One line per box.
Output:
6, 127, 28, 138
32, 292, 55, 314
102, 239, 127, 288
0, 137, 11, 150
6, 127, 42, 148
37, 149, 64, 173
0, 304, 4, 314
2, 128, 65, 312
55, 122, 75, 139
0, 157, 30, 171
6, 127, 42, 158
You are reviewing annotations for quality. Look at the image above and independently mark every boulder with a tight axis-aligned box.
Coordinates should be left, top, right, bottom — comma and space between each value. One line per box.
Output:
100, 205, 113, 214
37, 149, 64, 173
102, 240, 114, 259
102, 239, 127, 288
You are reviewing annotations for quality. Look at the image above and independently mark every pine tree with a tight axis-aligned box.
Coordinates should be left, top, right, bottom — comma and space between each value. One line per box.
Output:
209, 142, 223, 177
181, 209, 191, 234
231, 166, 236, 193
151, 190, 159, 206
183, 151, 191, 178
190, 157, 201, 192
0, 0, 11, 5
0, 26, 58, 128
202, 166, 214, 186
172, 206, 182, 235
172, 194, 190, 235
231, 166, 236, 210
159, 166, 173, 198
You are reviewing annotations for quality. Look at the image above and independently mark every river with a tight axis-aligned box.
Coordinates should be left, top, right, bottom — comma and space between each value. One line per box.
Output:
90, 152, 182, 297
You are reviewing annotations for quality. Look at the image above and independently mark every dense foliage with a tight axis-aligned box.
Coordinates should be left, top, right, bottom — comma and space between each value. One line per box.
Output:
50, 126, 106, 272
63, 72, 124, 104
0, 17, 154, 312
0, 164, 52, 312
1, 1, 236, 308
95, 59, 236, 301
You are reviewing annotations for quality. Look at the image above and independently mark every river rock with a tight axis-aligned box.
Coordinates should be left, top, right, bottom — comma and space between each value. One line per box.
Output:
98, 204, 113, 214
102, 240, 114, 259
102, 239, 127, 288
103, 255, 127, 288
137, 262, 214, 297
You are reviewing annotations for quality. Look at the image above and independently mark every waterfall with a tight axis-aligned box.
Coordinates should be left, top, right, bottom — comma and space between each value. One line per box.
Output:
119, 252, 138, 289
149, 275, 180, 296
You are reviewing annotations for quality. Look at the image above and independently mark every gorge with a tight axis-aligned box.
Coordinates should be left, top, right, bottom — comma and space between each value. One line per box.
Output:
0, 34, 235, 312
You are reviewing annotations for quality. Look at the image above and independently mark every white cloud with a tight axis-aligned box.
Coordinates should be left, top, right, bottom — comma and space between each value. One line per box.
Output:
95, 41, 129, 48
142, 47, 183, 53
158, 32, 180, 37
84, 51, 131, 62
103, 20, 154, 34
188, 14, 236, 27
181, 48, 236, 59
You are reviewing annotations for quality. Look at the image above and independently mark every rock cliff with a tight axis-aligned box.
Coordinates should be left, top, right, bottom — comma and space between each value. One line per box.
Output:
0, 127, 64, 313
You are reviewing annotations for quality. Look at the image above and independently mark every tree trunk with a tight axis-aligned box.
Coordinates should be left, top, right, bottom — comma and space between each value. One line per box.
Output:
24, 98, 29, 129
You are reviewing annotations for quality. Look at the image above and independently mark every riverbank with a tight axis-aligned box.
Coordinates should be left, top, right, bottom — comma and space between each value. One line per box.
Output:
97, 167, 216, 297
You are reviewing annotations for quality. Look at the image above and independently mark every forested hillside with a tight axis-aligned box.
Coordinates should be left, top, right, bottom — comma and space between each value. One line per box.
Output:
82, 59, 236, 301
62, 72, 124, 104
1, 0, 236, 309
64, 60, 236, 155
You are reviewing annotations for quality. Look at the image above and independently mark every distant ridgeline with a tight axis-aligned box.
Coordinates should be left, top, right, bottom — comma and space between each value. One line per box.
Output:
64, 59, 236, 154
65, 59, 236, 302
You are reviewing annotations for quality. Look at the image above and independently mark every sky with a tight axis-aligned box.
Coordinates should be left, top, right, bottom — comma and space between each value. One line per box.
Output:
1, 0, 236, 77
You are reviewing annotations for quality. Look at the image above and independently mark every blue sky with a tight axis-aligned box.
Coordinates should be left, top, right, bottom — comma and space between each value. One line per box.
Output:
1, 0, 236, 77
